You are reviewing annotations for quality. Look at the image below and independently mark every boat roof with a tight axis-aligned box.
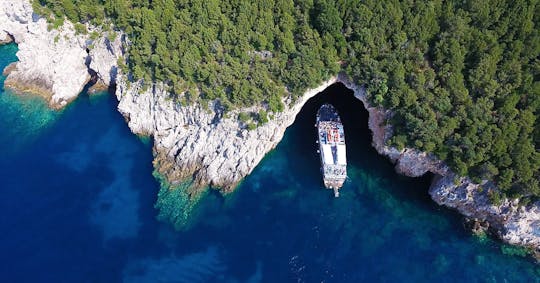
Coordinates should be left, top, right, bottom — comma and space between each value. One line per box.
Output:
318, 121, 345, 145
321, 144, 347, 166
337, 144, 347, 165
322, 144, 334, 165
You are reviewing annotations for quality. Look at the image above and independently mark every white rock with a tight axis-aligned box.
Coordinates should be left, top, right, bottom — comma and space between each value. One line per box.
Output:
1, 0, 89, 108
116, 75, 338, 191
0, 0, 120, 108
89, 33, 123, 86
429, 174, 540, 249
116, 71, 540, 253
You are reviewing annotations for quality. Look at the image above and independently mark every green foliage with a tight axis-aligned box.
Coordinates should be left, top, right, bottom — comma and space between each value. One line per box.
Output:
342, 0, 539, 200
238, 112, 250, 123
247, 123, 257, 131
313, 0, 343, 37
51, 16, 64, 30
258, 110, 269, 125
488, 190, 503, 206
73, 23, 87, 35
89, 31, 99, 40
107, 32, 117, 42
34, 0, 540, 200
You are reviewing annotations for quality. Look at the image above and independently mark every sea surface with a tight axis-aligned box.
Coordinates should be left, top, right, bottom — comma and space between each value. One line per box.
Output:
1, 43, 539, 282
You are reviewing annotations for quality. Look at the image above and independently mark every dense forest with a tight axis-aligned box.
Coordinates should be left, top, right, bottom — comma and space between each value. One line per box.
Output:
33, 0, 539, 202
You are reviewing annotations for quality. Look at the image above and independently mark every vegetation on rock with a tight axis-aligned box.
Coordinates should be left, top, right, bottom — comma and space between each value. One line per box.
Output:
33, 0, 539, 200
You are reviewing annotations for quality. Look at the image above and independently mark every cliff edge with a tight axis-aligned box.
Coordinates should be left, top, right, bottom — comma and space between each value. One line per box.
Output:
115, 75, 338, 194
1, 0, 538, 257
338, 76, 540, 256
0, 0, 121, 109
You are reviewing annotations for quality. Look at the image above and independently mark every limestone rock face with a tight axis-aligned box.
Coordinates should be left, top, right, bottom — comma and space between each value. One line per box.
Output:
0, 0, 121, 108
339, 75, 540, 254
116, 75, 339, 192
430, 175, 540, 249
88, 34, 123, 88
1, 0, 89, 108
0, 30, 13, 44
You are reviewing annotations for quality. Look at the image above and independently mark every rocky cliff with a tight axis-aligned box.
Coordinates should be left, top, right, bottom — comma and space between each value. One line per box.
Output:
337, 76, 540, 256
115, 70, 539, 256
0, 0, 121, 108
115, 75, 338, 194
2, 0, 538, 257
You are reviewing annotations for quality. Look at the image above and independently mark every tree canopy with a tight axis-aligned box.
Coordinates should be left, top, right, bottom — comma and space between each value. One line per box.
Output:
34, 0, 539, 201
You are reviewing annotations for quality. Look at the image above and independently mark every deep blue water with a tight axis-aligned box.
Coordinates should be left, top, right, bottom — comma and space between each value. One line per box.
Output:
1, 43, 539, 282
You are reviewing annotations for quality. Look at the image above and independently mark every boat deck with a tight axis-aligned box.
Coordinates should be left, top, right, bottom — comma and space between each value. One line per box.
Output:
316, 104, 347, 197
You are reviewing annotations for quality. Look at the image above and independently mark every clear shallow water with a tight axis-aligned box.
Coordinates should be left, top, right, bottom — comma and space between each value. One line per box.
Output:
0, 43, 539, 282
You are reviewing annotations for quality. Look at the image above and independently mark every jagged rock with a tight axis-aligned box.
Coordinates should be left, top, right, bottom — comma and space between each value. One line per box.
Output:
1, 0, 538, 258
1, 0, 89, 108
2, 62, 17, 76
0, 30, 13, 44
116, 75, 339, 193
0, 0, 120, 109
429, 174, 540, 250
88, 33, 123, 87
115, 70, 540, 254
339, 75, 540, 255
464, 218, 491, 236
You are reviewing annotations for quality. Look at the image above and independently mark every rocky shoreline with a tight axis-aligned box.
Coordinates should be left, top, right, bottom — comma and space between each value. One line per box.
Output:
2, 0, 539, 258
115, 74, 338, 194
337, 76, 540, 258
0, 0, 121, 109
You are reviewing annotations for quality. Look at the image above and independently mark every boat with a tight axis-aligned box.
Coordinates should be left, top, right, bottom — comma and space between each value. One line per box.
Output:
316, 103, 347, 197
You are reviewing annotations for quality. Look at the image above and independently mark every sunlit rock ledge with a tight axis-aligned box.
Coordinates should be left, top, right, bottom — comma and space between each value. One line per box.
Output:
0, 0, 121, 109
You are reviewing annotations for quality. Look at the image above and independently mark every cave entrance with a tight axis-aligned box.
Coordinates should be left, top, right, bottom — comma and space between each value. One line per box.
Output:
286, 82, 434, 202
288, 82, 371, 171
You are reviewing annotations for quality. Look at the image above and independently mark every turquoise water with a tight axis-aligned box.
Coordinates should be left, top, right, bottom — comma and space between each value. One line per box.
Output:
1, 43, 539, 282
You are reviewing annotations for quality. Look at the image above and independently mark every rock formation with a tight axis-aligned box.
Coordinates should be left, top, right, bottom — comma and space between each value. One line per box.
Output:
1, 0, 538, 257
0, 0, 121, 108
114, 68, 540, 255
338, 76, 540, 255
430, 175, 540, 251
115, 75, 338, 193
1, 0, 88, 108
88, 34, 123, 91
